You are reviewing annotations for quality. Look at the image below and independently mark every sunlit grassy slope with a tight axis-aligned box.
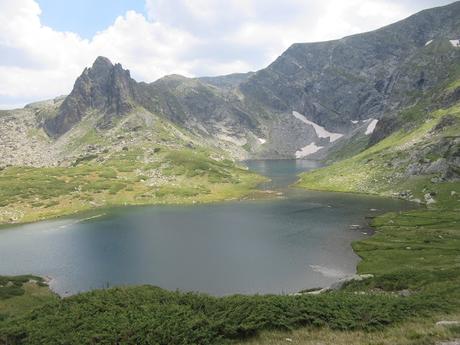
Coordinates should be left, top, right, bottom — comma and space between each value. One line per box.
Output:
0, 103, 269, 225
0, 146, 265, 225
297, 104, 460, 204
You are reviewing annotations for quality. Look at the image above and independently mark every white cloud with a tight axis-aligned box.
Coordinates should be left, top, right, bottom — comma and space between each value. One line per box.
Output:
0, 0, 453, 108
0, 0, 197, 108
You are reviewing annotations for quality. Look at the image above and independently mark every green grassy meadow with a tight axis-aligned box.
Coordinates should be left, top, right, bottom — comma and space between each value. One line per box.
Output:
0, 147, 265, 225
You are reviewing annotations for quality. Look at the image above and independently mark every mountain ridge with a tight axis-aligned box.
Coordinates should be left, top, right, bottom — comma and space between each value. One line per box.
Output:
2, 1, 460, 167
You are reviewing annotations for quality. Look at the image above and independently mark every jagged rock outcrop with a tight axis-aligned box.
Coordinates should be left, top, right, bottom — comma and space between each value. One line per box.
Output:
44, 57, 137, 136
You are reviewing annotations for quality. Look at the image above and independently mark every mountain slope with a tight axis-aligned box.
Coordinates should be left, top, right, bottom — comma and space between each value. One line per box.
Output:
297, 53, 460, 205
32, 1, 460, 161
237, 1, 460, 157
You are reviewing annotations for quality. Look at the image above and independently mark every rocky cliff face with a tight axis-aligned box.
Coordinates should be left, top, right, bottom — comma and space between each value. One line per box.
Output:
238, 1, 460, 140
6, 1, 460, 165
44, 57, 137, 136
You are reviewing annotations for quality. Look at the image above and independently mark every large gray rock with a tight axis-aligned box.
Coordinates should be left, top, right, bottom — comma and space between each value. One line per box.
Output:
44, 57, 137, 136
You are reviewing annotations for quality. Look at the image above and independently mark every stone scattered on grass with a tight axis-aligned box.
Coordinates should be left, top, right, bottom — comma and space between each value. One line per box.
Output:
436, 321, 460, 326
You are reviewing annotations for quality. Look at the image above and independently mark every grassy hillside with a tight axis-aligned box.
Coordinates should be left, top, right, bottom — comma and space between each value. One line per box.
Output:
0, 276, 458, 344
0, 106, 269, 225
297, 104, 459, 203
0, 146, 265, 225
0, 276, 57, 322
237, 314, 460, 345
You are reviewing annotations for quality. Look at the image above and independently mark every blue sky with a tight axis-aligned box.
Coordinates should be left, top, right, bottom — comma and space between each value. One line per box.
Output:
0, 0, 455, 108
37, 0, 146, 38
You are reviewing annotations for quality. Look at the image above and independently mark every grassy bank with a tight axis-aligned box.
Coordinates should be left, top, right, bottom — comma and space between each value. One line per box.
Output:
0, 279, 458, 344
0, 147, 266, 225
233, 207, 460, 345
236, 314, 460, 345
0, 276, 57, 322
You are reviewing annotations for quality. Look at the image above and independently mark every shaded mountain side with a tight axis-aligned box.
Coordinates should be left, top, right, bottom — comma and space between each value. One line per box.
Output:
44, 57, 138, 136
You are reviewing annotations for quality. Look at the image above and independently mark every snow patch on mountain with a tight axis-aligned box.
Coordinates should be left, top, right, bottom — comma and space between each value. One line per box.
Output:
365, 119, 379, 135
292, 111, 343, 142
450, 39, 460, 47
295, 142, 323, 158
425, 40, 433, 46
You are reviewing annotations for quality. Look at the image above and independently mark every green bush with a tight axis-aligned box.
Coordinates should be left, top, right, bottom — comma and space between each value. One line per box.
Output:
0, 285, 453, 345
0, 276, 45, 300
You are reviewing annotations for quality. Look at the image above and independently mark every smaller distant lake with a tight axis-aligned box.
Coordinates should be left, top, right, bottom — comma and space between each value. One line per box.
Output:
0, 160, 414, 296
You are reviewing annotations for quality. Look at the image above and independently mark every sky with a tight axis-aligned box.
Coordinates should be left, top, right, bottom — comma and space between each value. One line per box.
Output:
0, 0, 455, 109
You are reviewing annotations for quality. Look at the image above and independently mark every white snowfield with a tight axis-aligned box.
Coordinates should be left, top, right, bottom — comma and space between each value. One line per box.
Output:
365, 119, 379, 135
258, 138, 266, 144
292, 111, 343, 142
425, 40, 433, 46
351, 120, 359, 124
450, 39, 460, 47
295, 142, 323, 158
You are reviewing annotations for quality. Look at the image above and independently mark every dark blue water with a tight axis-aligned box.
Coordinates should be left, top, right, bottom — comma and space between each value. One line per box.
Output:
0, 160, 413, 296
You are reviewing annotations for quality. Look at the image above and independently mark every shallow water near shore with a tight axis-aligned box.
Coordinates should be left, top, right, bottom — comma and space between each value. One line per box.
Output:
0, 160, 414, 296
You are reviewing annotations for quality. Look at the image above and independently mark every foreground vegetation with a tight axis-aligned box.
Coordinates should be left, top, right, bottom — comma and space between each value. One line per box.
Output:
0, 275, 458, 344
236, 314, 460, 345
0, 276, 57, 322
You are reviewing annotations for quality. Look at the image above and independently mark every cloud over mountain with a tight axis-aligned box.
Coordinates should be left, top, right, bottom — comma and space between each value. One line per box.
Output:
0, 0, 453, 108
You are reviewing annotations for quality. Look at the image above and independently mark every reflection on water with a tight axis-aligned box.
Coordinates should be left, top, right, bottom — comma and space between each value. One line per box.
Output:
0, 160, 413, 296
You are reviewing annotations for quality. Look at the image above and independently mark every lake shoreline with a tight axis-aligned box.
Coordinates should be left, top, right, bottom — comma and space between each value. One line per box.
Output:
0, 160, 416, 297
1, 191, 405, 298
0, 175, 271, 228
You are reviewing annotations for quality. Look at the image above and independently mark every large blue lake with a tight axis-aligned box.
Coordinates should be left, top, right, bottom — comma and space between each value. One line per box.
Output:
0, 160, 412, 296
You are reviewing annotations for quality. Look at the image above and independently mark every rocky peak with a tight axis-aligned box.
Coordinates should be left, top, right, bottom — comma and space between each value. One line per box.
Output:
44, 56, 137, 136
91, 56, 113, 71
